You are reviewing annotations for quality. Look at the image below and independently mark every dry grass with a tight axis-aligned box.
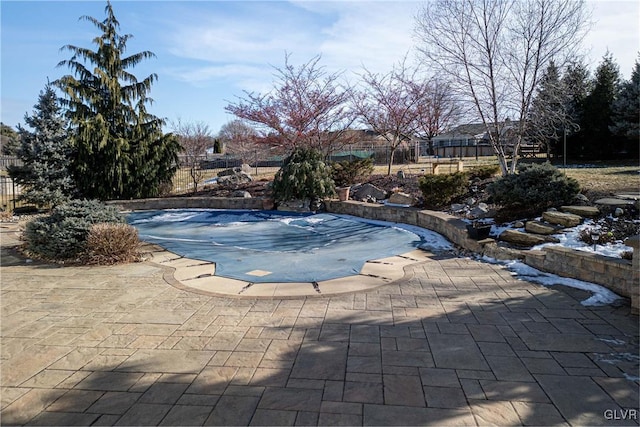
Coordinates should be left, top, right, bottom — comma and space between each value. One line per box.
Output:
84, 223, 142, 265
170, 157, 639, 201
561, 165, 639, 199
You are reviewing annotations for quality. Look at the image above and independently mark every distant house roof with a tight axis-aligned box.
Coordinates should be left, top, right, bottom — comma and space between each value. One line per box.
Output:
432, 121, 522, 142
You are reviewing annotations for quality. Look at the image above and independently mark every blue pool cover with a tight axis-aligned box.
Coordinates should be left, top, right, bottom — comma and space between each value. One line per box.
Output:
128, 209, 453, 283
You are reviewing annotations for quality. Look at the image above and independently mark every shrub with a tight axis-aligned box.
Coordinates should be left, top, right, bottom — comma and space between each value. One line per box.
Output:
418, 172, 469, 208
331, 158, 374, 187
25, 199, 124, 260
272, 147, 336, 203
487, 163, 580, 213
468, 164, 500, 180
84, 223, 140, 264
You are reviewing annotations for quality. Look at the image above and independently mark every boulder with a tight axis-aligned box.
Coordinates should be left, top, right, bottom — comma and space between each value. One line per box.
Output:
240, 163, 253, 174
217, 166, 242, 177
525, 220, 562, 235
542, 210, 582, 227
468, 202, 494, 219
560, 205, 600, 217
217, 172, 253, 186
594, 198, 635, 207
451, 203, 466, 213
232, 190, 251, 198
351, 183, 387, 202
499, 229, 548, 247
572, 193, 590, 205
388, 192, 416, 206
614, 208, 625, 217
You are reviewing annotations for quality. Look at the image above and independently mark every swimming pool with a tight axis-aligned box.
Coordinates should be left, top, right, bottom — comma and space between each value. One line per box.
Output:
128, 209, 453, 283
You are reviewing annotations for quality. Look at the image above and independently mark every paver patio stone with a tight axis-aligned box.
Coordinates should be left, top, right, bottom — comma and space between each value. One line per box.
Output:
249, 408, 297, 426
205, 395, 260, 426
114, 402, 172, 426
159, 404, 212, 426
536, 374, 635, 426
258, 387, 322, 412
117, 349, 213, 373
428, 333, 489, 370
290, 341, 348, 380
519, 332, 614, 352
363, 404, 476, 426
383, 374, 425, 407
85, 391, 142, 415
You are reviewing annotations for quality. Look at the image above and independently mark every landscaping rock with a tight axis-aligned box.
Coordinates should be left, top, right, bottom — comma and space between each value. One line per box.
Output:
499, 229, 548, 247
351, 183, 387, 202
614, 208, 625, 217
217, 172, 253, 186
232, 190, 251, 198
594, 198, 635, 207
240, 163, 253, 174
573, 193, 590, 204
525, 220, 562, 235
388, 192, 417, 206
468, 203, 493, 219
560, 205, 600, 217
542, 211, 582, 227
451, 203, 466, 213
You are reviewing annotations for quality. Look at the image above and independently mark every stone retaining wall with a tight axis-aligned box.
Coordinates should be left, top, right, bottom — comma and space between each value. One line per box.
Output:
523, 247, 636, 311
106, 197, 274, 211
109, 197, 637, 311
325, 200, 637, 312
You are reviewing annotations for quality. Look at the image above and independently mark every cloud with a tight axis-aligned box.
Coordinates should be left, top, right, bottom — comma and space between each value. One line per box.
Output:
162, 1, 420, 89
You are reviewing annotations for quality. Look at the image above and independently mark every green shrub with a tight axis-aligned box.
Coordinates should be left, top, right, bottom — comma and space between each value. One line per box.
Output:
418, 172, 469, 208
84, 222, 140, 265
331, 158, 374, 187
25, 199, 124, 260
272, 147, 336, 203
468, 164, 500, 180
487, 162, 580, 213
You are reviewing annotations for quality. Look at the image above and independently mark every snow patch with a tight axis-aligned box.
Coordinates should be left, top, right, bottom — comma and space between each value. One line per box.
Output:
482, 257, 621, 306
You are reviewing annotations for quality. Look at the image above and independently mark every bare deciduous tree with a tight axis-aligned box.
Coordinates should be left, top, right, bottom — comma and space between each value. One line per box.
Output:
353, 60, 425, 175
217, 119, 261, 164
415, 0, 589, 175
172, 120, 214, 193
225, 54, 355, 158
412, 78, 462, 155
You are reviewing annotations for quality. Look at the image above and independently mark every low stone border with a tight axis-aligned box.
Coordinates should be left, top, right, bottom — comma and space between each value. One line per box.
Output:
139, 241, 434, 299
111, 197, 637, 311
324, 200, 637, 313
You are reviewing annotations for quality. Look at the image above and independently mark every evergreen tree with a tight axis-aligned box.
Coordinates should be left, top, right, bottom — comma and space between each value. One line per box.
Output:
272, 147, 336, 206
561, 61, 591, 159
526, 61, 568, 158
55, 1, 180, 200
610, 58, 640, 143
7, 83, 75, 207
1, 123, 20, 156
581, 53, 621, 159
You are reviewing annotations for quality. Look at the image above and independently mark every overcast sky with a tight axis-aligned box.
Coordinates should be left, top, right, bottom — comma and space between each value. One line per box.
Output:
2, 0, 638, 133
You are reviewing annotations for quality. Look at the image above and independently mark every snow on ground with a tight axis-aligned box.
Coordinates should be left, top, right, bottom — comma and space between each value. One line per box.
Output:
532, 218, 635, 258
482, 256, 622, 306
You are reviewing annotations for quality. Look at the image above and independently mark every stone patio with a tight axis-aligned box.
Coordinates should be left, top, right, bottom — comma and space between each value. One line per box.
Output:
1, 223, 638, 426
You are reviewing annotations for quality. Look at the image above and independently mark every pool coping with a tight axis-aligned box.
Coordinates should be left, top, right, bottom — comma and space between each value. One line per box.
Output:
140, 241, 436, 299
